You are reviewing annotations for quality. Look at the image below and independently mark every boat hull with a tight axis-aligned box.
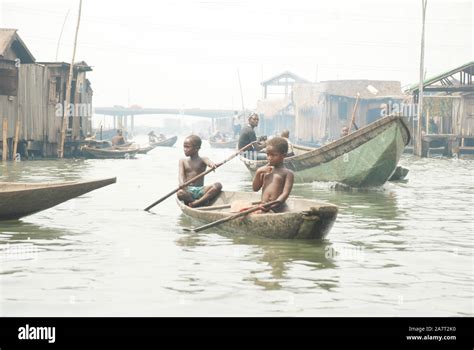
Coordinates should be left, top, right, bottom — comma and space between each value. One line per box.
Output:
178, 191, 338, 239
151, 136, 178, 147
81, 146, 139, 159
242, 115, 410, 187
0, 178, 116, 220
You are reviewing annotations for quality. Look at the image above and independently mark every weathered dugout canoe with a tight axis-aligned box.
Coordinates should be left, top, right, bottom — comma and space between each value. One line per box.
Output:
151, 136, 178, 147
177, 191, 338, 239
81, 146, 139, 159
0, 177, 116, 220
209, 140, 237, 149
241, 115, 410, 187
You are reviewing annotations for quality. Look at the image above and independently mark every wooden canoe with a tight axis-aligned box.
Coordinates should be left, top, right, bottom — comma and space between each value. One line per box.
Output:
241, 115, 411, 187
177, 191, 338, 239
209, 140, 237, 149
136, 144, 159, 154
81, 145, 139, 159
151, 136, 178, 147
0, 177, 116, 220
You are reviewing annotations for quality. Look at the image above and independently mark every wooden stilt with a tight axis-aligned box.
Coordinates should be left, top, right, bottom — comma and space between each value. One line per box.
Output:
2, 118, 8, 161
13, 119, 20, 159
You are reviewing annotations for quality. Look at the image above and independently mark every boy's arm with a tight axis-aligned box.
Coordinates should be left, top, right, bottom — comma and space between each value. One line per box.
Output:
252, 166, 272, 191
178, 159, 186, 187
275, 170, 294, 204
202, 157, 218, 169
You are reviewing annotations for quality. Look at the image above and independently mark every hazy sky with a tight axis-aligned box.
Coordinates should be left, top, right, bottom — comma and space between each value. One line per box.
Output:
1, 0, 472, 109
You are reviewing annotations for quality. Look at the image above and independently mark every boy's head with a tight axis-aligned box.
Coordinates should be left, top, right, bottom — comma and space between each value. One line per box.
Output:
266, 136, 288, 166
183, 135, 202, 156
281, 129, 290, 138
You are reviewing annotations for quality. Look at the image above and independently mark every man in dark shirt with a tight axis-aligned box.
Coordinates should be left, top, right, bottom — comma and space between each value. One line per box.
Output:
238, 113, 266, 159
238, 113, 264, 149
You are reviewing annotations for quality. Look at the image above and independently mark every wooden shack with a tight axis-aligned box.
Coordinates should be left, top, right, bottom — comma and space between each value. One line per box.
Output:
0, 29, 93, 159
255, 97, 294, 137
255, 71, 308, 138
406, 61, 474, 156
292, 80, 404, 144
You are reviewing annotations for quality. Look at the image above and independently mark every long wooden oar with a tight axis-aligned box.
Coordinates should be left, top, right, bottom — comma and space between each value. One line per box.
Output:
144, 141, 257, 211
348, 92, 360, 132
184, 200, 280, 233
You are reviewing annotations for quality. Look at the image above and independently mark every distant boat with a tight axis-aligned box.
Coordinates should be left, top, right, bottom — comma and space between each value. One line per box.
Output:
150, 135, 178, 147
0, 177, 116, 220
178, 191, 338, 239
81, 145, 139, 159
136, 144, 158, 154
209, 139, 237, 149
241, 115, 410, 187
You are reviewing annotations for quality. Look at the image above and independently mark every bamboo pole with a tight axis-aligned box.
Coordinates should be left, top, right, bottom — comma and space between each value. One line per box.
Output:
58, 0, 83, 158
2, 118, 8, 161
415, 0, 428, 156
13, 119, 20, 159
348, 93, 360, 132
237, 68, 245, 111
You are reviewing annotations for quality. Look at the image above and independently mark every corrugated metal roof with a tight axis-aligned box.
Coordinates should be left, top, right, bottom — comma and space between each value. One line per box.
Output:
0, 28, 17, 57
319, 80, 403, 99
406, 61, 474, 93
0, 28, 35, 63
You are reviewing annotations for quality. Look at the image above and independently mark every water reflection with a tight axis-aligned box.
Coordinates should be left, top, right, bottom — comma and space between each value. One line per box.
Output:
0, 159, 90, 182
176, 215, 337, 291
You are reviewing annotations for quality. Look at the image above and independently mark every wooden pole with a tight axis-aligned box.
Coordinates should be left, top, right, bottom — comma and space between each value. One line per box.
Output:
13, 119, 20, 159
415, 0, 428, 156
348, 93, 360, 132
58, 0, 83, 158
237, 68, 245, 111
2, 118, 8, 161
55, 9, 71, 61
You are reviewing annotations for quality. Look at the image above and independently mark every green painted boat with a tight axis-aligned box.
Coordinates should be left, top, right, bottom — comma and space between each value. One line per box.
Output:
177, 191, 338, 239
241, 115, 410, 187
0, 177, 116, 220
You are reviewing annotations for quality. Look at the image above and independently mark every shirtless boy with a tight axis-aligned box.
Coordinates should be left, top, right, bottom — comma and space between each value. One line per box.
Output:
252, 136, 294, 212
177, 135, 222, 208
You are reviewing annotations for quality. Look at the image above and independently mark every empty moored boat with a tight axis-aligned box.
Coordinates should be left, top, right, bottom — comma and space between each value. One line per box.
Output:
0, 177, 117, 220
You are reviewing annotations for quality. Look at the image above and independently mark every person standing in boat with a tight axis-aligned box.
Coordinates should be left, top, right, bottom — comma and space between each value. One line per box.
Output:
340, 126, 349, 138
252, 136, 294, 213
232, 111, 241, 138
177, 135, 223, 208
280, 129, 295, 157
111, 129, 126, 146
238, 112, 267, 160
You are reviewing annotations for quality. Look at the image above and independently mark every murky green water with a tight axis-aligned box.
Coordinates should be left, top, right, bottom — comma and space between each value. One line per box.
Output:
0, 137, 473, 316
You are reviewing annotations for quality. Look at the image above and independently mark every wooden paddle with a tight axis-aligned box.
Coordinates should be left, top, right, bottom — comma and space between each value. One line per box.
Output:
144, 141, 258, 211
183, 200, 280, 233
348, 92, 360, 132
